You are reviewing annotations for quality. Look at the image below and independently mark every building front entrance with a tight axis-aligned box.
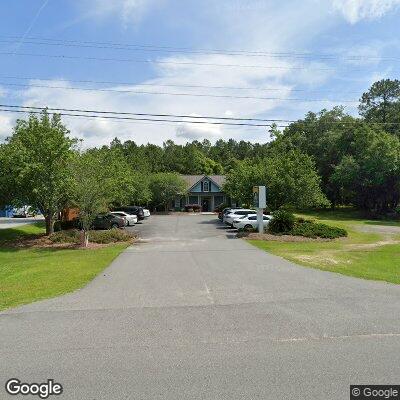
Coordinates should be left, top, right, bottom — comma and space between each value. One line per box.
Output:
201, 197, 211, 212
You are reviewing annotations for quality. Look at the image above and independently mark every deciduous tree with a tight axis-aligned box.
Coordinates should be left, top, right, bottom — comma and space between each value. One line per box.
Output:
2, 111, 76, 234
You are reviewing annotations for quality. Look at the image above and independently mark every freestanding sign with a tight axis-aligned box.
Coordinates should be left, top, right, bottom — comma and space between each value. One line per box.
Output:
253, 186, 267, 233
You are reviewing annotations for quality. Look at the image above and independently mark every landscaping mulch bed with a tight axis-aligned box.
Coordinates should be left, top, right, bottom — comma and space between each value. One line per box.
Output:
239, 232, 332, 242
0, 231, 138, 249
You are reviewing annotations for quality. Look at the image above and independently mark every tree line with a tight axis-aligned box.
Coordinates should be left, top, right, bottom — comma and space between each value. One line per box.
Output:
0, 113, 187, 236
1, 78, 399, 236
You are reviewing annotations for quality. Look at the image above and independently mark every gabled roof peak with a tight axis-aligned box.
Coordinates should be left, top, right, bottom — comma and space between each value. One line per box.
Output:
180, 174, 225, 190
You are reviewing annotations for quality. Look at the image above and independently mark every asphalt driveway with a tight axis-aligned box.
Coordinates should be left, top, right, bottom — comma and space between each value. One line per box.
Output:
0, 216, 44, 230
1, 214, 400, 399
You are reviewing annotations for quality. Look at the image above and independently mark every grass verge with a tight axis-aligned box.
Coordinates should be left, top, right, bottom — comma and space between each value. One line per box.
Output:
0, 222, 129, 311
248, 210, 400, 284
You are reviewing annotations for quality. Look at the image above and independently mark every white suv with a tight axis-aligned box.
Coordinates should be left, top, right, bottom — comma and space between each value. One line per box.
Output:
110, 211, 138, 226
233, 214, 272, 231
223, 209, 256, 226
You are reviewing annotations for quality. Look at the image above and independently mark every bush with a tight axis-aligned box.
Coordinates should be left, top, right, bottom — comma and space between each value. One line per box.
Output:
49, 229, 81, 244
291, 220, 347, 239
184, 204, 202, 212
89, 229, 135, 244
53, 221, 62, 232
59, 219, 80, 230
268, 210, 296, 234
49, 228, 136, 244
214, 202, 228, 212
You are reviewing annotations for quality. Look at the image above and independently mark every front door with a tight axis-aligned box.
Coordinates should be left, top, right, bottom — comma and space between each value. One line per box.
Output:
202, 198, 210, 212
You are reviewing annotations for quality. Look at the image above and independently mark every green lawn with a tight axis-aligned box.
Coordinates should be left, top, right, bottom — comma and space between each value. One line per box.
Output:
0, 221, 46, 242
248, 210, 400, 284
0, 223, 129, 310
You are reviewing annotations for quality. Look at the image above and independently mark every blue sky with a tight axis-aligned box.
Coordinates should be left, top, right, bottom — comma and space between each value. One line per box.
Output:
0, 0, 399, 146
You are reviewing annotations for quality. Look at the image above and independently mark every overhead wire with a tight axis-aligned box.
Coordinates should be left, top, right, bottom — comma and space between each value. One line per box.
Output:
0, 34, 394, 62
0, 81, 358, 103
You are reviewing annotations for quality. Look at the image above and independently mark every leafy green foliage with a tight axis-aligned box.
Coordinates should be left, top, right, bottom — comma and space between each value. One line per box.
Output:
222, 159, 263, 207
2, 78, 400, 225
49, 228, 135, 244
329, 127, 400, 211
149, 172, 187, 210
359, 79, 400, 137
0, 111, 76, 234
268, 210, 296, 233
224, 148, 329, 209
291, 220, 347, 239
70, 146, 151, 246
276, 99, 400, 212
103, 137, 269, 175
49, 229, 81, 244
87, 229, 135, 244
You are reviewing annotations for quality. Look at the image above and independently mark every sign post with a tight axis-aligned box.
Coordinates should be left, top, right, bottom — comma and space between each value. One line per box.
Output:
253, 186, 266, 234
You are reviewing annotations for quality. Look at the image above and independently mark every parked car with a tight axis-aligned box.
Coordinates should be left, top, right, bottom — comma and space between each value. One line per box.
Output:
143, 208, 151, 218
233, 214, 273, 231
12, 206, 36, 218
118, 206, 145, 221
110, 211, 138, 226
223, 209, 256, 226
218, 207, 241, 221
92, 213, 125, 230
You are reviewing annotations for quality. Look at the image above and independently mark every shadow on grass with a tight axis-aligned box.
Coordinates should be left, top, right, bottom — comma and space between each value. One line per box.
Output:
0, 245, 85, 254
299, 209, 364, 221
0, 221, 45, 242
364, 221, 400, 227
300, 209, 400, 225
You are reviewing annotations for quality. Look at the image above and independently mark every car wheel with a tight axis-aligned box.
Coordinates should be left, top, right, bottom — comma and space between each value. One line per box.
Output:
111, 223, 119, 229
244, 224, 253, 232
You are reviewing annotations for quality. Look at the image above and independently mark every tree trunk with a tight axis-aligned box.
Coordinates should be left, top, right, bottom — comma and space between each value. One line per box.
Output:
82, 230, 89, 248
45, 213, 54, 235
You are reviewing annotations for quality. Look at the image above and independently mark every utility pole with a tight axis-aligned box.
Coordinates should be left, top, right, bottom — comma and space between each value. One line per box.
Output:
253, 186, 267, 234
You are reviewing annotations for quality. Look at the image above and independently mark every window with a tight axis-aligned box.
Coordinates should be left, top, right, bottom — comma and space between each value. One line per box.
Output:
189, 196, 198, 204
236, 210, 254, 215
203, 180, 209, 192
248, 216, 257, 220
214, 195, 223, 207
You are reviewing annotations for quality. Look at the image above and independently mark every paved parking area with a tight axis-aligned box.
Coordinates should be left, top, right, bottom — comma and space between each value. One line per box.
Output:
1, 213, 400, 399
0, 216, 44, 229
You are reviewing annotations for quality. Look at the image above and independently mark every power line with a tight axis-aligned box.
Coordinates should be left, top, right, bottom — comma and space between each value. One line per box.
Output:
0, 51, 353, 72
0, 107, 261, 130
0, 106, 287, 127
1, 104, 400, 127
0, 34, 395, 62
4, 103, 400, 125
0, 81, 358, 103
0, 103, 291, 122
0, 74, 366, 94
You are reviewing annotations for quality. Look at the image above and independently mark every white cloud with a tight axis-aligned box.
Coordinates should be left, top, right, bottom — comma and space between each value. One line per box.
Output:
10, 1, 343, 147
18, 52, 299, 146
176, 121, 222, 141
333, 0, 400, 23
0, 114, 14, 140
